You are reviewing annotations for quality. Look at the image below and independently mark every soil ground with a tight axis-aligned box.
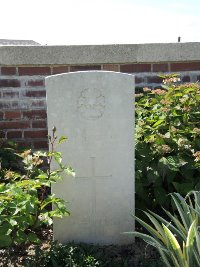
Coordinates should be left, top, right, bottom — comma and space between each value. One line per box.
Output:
0, 228, 161, 267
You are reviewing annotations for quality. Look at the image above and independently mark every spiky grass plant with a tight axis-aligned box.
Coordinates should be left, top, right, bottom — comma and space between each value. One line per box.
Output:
126, 191, 200, 267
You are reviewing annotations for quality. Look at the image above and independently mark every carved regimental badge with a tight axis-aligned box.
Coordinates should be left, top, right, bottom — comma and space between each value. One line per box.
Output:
77, 88, 105, 120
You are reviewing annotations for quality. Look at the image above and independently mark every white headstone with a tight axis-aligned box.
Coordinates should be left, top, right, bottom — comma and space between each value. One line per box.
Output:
46, 71, 135, 245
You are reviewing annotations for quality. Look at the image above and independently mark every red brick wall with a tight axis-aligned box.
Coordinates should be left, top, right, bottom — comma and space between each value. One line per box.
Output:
0, 62, 199, 150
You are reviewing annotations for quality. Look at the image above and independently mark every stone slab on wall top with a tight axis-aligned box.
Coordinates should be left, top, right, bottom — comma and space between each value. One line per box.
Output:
46, 71, 135, 245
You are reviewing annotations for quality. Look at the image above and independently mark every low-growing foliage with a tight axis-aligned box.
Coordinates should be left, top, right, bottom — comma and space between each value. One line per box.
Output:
0, 139, 24, 175
135, 75, 200, 212
127, 191, 200, 267
23, 241, 161, 267
0, 127, 74, 247
24, 241, 100, 267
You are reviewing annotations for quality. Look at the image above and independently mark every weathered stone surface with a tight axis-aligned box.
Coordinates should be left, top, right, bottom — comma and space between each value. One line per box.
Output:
46, 71, 135, 245
0, 43, 200, 65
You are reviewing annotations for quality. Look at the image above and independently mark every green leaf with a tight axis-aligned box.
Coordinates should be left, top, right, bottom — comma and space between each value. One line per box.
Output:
58, 136, 68, 144
9, 219, 17, 226
36, 173, 48, 179
157, 246, 172, 267
0, 184, 6, 193
149, 209, 186, 240
15, 230, 27, 244
147, 169, 159, 183
135, 182, 148, 200
0, 224, 13, 235
195, 227, 200, 256
167, 156, 187, 169
159, 156, 187, 172
63, 167, 75, 177
27, 233, 40, 244
173, 93, 183, 97
173, 182, 194, 195
132, 214, 165, 244
53, 152, 62, 164
186, 220, 196, 265
162, 224, 184, 267
0, 234, 12, 247
181, 166, 194, 180
143, 211, 167, 245
53, 199, 70, 217
152, 119, 165, 128
16, 180, 36, 187
184, 88, 195, 94
125, 231, 162, 248
162, 208, 187, 238
171, 194, 190, 231
154, 187, 167, 205
41, 195, 56, 210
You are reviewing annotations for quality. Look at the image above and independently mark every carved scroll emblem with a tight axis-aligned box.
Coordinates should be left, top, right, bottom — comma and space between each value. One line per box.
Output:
77, 88, 105, 120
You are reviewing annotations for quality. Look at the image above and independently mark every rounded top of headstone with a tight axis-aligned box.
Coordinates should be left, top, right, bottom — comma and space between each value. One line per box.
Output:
45, 70, 134, 81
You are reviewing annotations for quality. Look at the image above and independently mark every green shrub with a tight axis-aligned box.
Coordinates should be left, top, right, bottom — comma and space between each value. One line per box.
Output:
135, 75, 200, 212
0, 139, 24, 177
126, 191, 200, 267
0, 127, 74, 247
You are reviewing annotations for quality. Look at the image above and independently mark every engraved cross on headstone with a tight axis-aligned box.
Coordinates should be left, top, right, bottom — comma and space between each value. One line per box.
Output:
76, 156, 112, 239
76, 157, 112, 180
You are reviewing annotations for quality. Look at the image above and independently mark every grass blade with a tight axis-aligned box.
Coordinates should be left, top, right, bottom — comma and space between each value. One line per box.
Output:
171, 194, 190, 231
132, 215, 165, 244
148, 209, 186, 240
186, 220, 196, 266
163, 224, 185, 267
143, 211, 167, 245
163, 208, 187, 238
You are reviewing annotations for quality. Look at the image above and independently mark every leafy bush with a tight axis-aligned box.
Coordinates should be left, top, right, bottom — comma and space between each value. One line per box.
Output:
135, 75, 200, 212
0, 127, 74, 247
0, 139, 24, 176
127, 191, 200, 267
